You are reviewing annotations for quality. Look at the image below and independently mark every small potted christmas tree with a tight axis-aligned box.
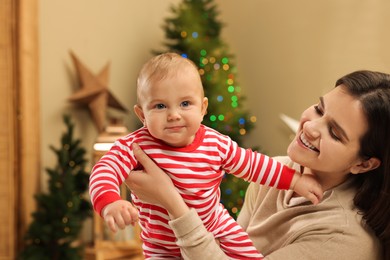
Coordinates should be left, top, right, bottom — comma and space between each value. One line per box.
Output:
20, 115, 91, 260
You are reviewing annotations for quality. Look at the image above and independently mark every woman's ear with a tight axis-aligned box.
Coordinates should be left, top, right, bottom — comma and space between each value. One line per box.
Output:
134, 104, 145, 125
350, 157, 381, 174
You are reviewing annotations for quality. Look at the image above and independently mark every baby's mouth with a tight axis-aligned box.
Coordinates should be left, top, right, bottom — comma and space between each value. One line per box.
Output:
299, 133, 319, 152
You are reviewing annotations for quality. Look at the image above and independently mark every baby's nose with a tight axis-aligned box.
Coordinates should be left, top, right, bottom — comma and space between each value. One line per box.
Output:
167, 109, 181, 120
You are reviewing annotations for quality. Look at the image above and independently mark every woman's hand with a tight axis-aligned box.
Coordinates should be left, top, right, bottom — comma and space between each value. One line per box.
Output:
125, 143, 190, 219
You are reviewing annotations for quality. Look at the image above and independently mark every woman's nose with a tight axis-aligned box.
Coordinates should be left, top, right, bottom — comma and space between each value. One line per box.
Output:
303, 119, 321, 140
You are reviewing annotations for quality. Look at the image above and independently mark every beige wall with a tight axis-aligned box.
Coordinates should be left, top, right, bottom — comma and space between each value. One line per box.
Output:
216, 0, 390, 155
39, 0, 181, 184
40, 0, 390, 185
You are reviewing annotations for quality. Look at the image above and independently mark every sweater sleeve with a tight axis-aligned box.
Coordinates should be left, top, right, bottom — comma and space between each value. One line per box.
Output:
169, 208, 229, 260
236, 182, 260, 231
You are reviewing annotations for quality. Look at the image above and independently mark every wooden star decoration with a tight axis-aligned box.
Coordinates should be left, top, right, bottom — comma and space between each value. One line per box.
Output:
68, 51, 128, 133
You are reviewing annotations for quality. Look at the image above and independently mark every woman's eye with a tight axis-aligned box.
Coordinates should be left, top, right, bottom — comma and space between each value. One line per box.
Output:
181, 101, 190, 107
329, 127, 341, 141
314, 105, 323, 115
155, 104, 166, 109
315, 105, 341, 141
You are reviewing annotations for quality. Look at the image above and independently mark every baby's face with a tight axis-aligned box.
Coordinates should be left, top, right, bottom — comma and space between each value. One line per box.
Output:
134, 69, 208, 147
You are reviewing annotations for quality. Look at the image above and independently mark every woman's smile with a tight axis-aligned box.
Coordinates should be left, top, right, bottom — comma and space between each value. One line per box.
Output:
299, 132, 319, 152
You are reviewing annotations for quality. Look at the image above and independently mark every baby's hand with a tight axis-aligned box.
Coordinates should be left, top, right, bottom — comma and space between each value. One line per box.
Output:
102, 200, 138, 233
291, 173, 323, 205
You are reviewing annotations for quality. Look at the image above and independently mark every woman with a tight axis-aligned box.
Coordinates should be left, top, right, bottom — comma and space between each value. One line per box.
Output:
126, 70, 390, 259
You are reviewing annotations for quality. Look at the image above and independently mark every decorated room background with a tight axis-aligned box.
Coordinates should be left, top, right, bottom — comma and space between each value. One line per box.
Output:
3, 0, 390, 259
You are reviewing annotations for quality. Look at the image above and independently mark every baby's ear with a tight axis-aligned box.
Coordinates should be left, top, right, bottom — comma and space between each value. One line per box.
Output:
202, 97, 208, 115
134, 105, 145, 125
350, 157, 381, 174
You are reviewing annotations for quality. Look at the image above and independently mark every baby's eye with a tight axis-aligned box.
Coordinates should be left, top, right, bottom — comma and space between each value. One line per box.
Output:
155, 104, 166, 109
181, 101, 190, 107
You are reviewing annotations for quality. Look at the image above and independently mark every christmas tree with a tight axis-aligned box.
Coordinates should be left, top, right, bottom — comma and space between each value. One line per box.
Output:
20, 115, 91, 260
157, 0, 256, 218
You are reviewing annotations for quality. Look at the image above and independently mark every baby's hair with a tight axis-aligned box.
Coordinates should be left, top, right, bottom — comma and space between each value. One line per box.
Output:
136, 53, 201, 101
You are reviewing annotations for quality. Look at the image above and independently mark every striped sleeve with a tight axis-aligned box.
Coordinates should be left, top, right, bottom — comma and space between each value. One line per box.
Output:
221, 135, 295, 190
89, 137, 137, 216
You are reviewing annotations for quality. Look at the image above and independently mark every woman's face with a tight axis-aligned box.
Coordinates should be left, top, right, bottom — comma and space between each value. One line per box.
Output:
287, 86, 368, 187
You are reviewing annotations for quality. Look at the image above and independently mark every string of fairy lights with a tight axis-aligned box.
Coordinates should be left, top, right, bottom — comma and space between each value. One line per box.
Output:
180, 43, 256, 217
181, 49, 257, 139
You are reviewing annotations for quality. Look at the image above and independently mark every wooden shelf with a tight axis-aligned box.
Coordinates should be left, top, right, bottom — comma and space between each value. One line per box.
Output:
84, 245, 143, 260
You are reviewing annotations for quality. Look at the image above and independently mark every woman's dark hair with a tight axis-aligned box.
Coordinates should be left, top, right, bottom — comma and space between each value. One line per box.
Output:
335, 70, 390, 259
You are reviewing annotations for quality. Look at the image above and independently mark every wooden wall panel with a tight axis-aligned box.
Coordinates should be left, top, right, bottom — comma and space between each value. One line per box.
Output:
0, 0, 18, 258
17, 0, 40, 248
0, 0, 39, 258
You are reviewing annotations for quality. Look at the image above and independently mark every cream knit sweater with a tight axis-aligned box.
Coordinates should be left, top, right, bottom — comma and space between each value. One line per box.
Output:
169, 156, 383, 260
